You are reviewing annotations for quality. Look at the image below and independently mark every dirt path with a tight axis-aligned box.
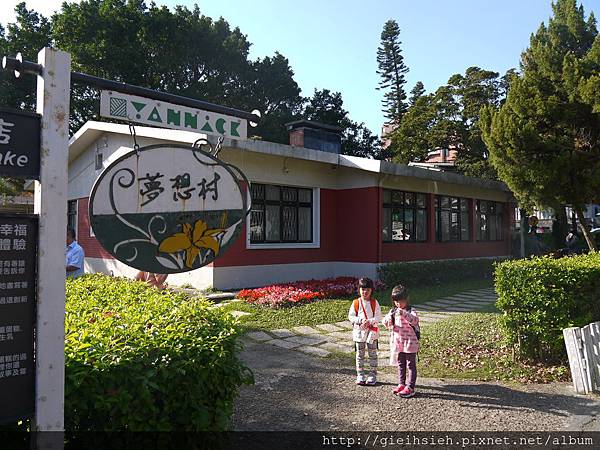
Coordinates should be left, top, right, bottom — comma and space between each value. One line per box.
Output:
232, 339, 600, 432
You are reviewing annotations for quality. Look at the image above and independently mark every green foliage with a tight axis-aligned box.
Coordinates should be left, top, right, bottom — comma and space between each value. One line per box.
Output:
378, 257, 504, 288
0, 2, 52, 111
418, 313, 569, 383
389, 66, 508, 179
0, 177, 25, 197
408, 81, 425, 106
1, 1, 386, 158
494, 253, 600, 361
303, 89, 387, 159
376, 19, 409, 123
64, 274, 252, 431
481, 0, 600, 248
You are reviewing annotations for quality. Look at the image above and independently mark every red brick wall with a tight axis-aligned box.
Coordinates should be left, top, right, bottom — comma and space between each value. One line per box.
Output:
214, 188, 339, 267
76, 188, 513, 267
289, 129, 304, 147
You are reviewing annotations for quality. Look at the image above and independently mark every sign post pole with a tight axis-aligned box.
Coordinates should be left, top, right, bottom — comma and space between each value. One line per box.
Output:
33, 47, 71, 444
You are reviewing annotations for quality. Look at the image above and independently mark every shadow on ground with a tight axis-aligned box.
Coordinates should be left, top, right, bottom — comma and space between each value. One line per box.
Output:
232, 339, 600, 432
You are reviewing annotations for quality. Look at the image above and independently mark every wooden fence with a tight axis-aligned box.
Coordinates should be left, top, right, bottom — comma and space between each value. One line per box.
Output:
563, 322, 600, 394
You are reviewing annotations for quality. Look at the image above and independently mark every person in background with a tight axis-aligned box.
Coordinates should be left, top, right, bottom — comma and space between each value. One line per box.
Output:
66, 227, 85, 278
565, 228, 580, 255
135, 271, 168, 290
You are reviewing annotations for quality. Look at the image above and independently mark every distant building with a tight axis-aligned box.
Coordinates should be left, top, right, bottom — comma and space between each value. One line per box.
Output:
381, 122, 396, 150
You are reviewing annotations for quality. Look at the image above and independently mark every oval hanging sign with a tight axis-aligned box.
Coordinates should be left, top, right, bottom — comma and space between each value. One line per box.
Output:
89, 143, 250, 273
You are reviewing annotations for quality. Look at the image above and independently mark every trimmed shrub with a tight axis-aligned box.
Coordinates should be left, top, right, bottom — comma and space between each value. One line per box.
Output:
64, 274, 252, 431
378, 257, 505, 288
495, 253, 600, 361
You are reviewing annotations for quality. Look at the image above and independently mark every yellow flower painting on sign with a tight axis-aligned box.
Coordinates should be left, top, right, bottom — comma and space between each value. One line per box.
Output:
158, 219, 225, 268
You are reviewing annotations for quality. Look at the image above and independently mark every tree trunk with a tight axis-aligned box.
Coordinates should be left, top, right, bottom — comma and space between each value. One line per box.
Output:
575, 206, 597, 252
519, 208, 528, 258
552, 205, 568, 250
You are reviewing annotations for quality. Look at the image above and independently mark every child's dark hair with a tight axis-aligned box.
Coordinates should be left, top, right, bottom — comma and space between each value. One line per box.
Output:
391, 284, 408, 302
358, 277, 374, 289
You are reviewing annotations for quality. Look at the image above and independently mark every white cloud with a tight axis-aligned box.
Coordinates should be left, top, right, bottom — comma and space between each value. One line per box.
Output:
0, 1, 82, 27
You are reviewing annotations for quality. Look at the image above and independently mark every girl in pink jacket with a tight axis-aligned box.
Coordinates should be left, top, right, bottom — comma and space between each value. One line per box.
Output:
382, 284, 420, 398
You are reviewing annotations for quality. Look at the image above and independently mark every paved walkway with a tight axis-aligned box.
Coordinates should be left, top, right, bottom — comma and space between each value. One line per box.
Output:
230, 287, 600, 432
240, 287, 497, 360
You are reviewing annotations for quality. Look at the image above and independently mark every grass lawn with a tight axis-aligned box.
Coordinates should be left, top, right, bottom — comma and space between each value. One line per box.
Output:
416, 313, 570, 383
219, 278, 494, 331
418, 313, 569, 383
331, 313, 570, 384
220, 279, 570, 384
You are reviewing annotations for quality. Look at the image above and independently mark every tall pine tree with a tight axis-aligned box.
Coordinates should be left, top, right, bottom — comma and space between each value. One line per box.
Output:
376, 20, 409, 124
409, 81, 425, 106
481, 0, 600, 250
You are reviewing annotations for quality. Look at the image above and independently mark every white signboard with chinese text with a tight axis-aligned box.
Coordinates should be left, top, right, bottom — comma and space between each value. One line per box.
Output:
89, 144, 250, 273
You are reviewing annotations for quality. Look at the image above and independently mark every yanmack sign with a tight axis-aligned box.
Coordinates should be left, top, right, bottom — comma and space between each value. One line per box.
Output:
100, 91, 248, 139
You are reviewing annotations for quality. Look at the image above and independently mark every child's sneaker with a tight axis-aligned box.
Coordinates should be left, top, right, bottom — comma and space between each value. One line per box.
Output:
366, 375, 377, 385
392, 384, 405, 395
355, 374, 366, 385
399, 386, 415, 398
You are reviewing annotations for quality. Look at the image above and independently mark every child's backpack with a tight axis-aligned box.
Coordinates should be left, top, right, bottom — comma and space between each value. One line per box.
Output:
353, 298, 377, 317
391, 306, 420, 340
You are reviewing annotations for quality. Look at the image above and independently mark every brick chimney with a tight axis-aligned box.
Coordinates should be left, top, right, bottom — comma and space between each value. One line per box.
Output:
286, 120, 343, 154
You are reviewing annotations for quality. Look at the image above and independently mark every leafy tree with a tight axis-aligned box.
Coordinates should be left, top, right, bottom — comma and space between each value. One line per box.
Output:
408, 81, 425, 106
1, 0, 381, 160
242, 53, 304, 143
344, 122, 388, 159
303, 89, 384, 159
481, 0, 600, 250
388, 94, 434, 164
449, 67, 503, 179
0, 2, 51, 197
0, 2, 52, 111
388, 67, 507, 178
304, 89, 350, 129
50, 0, 305, 143
376, 19, 409, 123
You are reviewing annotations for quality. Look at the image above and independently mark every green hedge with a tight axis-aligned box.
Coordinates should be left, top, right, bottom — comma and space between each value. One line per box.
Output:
495, 253, 600, 361
378, 257, 505, 287
64, 274, 252, 431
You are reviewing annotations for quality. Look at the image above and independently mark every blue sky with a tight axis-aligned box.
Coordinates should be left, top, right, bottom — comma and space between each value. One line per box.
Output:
2, 1, 598, 136
162, 0, 598, 135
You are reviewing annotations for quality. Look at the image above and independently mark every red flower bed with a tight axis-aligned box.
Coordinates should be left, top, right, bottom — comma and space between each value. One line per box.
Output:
237, 277, 385, 308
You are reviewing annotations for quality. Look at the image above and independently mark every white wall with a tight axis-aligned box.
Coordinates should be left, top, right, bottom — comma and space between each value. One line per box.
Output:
212, 261, 379, 290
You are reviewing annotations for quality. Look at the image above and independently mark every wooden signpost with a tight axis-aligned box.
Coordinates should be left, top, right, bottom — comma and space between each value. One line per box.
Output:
0, 47, 257, 447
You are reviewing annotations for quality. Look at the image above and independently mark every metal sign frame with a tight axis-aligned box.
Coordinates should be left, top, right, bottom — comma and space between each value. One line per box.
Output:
0, 48, 259, 446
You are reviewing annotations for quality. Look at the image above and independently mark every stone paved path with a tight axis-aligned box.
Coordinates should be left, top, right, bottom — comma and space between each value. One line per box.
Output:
242, 286, 497, 359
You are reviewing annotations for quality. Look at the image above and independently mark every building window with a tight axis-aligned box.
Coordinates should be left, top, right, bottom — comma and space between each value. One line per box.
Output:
477, 200, 503, 241
436, 196, 470, 242
382, 190, 428, 242
67, 200, 77, 234
250, 183, 313, 243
